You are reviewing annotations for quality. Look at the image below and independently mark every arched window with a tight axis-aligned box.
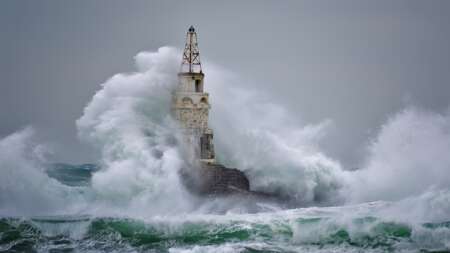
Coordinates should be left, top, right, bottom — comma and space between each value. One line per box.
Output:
200, 97, 208, 104
182, 97, 193, 105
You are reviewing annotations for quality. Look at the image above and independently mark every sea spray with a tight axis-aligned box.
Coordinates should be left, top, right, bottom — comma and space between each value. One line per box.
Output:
0, 47, 349, 217
347, 107, 450, 203
0, 128, 89, 216
76, 47, 196, 216
2, 47, 450, 215
76, 46, 350, 213
206, 64, 347, 205
1, 45, 450, 251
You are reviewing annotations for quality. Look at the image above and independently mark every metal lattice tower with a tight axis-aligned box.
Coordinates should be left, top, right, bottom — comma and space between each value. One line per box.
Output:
180, 26, 202, 73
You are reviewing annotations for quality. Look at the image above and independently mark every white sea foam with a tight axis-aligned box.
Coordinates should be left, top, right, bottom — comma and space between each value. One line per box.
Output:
1, 45, 450, 252
76, 46, 196, 216
205, 64, 346, 205
72, 46, 349, 214
0, 127, 87, 216
347, 107, 450, 204
1, 46, 450, 221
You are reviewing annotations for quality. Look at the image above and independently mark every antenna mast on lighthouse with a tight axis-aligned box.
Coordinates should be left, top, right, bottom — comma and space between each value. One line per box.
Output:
181, 26, 202, 73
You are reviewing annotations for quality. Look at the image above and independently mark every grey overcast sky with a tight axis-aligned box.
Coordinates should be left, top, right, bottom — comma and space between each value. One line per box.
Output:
1, 0, 450, 167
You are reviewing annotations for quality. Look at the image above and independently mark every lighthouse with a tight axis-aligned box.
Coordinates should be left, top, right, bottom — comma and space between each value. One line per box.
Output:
172, 26, 215, 163
172, 26, 269, 196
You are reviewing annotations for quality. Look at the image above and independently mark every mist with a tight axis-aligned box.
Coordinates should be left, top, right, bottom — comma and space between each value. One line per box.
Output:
2, 46, 450, 216
2, 1, 450, 168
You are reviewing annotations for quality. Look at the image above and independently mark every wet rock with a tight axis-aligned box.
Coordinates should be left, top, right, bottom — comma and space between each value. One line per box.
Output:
179, 163, 282, 203
180, 163, 250, 195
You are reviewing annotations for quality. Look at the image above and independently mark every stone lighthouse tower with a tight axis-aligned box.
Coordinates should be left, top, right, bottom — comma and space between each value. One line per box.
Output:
172, 26, 215, 163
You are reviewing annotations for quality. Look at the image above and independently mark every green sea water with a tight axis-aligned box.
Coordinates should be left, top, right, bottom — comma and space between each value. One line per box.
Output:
1, 164, 449, 253
1, 214, 449, 252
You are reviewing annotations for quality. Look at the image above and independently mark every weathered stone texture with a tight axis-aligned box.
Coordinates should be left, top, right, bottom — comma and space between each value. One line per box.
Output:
180, 163, 250, 195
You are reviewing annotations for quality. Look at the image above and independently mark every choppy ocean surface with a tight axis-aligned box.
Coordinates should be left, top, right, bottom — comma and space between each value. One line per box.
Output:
0, 164, 449, 253
3, 48, 450, 252
2, 214, 449, 253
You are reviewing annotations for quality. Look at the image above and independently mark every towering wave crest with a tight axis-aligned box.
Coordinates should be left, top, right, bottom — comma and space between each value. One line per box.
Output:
2, 45, 450, 252
76, 46, 349, 211
205, 65, 346, 205
2, 46, 450, 218
0, 128, 87, 216
348, 107, 450, 204
76, 47, 195, 216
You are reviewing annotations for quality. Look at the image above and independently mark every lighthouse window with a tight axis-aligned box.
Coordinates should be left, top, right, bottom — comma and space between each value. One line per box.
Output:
182, 97, 193, 104
195, 80, 201, 92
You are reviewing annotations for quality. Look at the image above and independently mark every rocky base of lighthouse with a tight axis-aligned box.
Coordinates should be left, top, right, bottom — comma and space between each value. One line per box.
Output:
180, 163, 249, 195
179, 163, 279, 200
